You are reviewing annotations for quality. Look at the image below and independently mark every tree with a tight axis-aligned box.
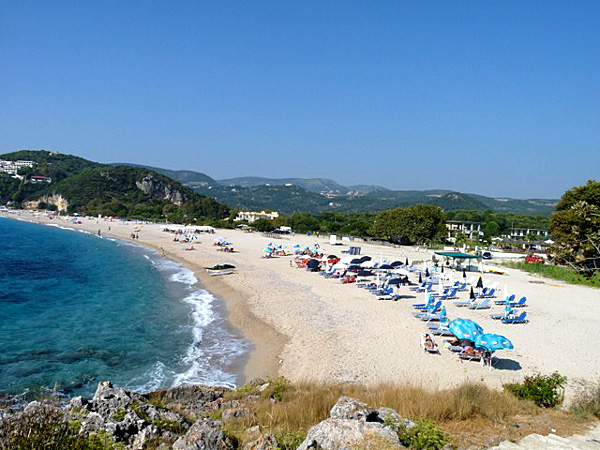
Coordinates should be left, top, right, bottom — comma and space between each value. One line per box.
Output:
370, 204, 446, 245
549, 180, 600, 275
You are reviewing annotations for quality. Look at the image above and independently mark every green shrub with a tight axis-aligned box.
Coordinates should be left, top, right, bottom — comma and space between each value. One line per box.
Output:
504, 372, 567, 408
398, 419, 450, 450
262, 376, 290, 402
151, 419, 188, 435
0, 404, 125, 450
570, 379, 600, 419
276, 431, 306, 449
111, 409, 126, 422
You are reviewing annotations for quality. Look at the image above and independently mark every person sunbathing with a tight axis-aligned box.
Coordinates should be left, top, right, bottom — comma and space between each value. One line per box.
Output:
462, 346, 483, 358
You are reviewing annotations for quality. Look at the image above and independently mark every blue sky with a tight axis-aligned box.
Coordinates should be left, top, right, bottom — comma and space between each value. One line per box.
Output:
1, 1, 598, 199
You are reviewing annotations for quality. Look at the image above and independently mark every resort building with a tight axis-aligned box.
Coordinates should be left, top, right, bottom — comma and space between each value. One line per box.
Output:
235, 210, 280, 223
508, 227, 549, 239
0, 159, 35, 176
446, 220, 482, 243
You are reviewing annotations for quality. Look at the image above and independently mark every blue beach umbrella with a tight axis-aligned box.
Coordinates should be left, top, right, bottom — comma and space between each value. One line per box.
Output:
448, 318, 484, 340
263, 247, 273, 252
475, 334, 514, 352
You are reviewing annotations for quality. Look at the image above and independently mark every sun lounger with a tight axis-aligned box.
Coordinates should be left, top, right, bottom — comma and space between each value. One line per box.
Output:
509, 297, 527, 308
477, 288, 496, 298
415, 283, 433, 293
501, 311, 528, 324
420, 333, 439, 354
469, 298, 491, 309
453, 299, 475, 307
413, 300, 442, 313
430, 327, 455, 336
455, 282, 468, 291
377, 294, 400, 301
438, 288, 458, 300
409, 281, 427, 292
495, 294, 516, 305
490, 309, 516, 320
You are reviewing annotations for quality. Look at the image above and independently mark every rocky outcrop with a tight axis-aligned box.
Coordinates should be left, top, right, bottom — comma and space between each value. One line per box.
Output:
67, 381, 192, 448
136, 175, 188, 206
297, 396, 414, 450
172, 420, 235, 450
23, 194, 69, 212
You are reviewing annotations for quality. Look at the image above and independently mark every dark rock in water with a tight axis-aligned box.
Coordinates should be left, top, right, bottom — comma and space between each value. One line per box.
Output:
173, 420, 235, 450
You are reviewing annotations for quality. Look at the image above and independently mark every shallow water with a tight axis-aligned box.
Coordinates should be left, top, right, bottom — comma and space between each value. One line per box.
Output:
0, 217, 248, 397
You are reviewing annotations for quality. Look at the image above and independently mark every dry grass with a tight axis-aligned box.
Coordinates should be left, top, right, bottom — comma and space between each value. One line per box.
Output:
222, 379, 555, 445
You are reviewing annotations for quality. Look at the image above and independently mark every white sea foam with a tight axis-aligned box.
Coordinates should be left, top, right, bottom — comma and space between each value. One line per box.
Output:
45, 223, 77, 232
170, 268, 198, 285
171, 288, 247, 389
141, 254, 247, 390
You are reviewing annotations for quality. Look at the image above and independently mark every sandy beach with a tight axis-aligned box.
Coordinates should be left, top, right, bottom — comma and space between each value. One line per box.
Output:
4, 210, 600, 398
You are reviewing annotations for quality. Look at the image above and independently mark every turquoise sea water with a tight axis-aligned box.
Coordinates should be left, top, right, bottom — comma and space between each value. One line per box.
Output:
0, 216, 248, 397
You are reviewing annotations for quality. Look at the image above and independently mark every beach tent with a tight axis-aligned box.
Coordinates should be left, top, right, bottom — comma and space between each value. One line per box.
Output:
434, 251, 481, 271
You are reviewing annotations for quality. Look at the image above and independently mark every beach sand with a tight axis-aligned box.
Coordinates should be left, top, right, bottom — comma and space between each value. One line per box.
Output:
5, 210, 600, 398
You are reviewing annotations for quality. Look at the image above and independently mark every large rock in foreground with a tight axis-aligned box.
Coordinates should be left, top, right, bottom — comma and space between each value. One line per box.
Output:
297, 396, 414, 450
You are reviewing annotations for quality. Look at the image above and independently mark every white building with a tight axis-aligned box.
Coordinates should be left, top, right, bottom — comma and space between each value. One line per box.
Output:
446, 221, 482, 243
509, 228, 549, 239
0, 159, 35, 175
235, 210, 280, 222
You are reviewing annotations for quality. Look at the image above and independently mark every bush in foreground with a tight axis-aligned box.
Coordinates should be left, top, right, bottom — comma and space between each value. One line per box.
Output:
504, 372, 567, 408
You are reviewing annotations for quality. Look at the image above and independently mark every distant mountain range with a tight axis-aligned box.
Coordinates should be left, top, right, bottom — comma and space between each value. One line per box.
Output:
0, 150, 557, 223
122, 166, 557, 216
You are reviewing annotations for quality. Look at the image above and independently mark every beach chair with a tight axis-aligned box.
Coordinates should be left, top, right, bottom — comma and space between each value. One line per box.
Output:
469, 298, 492, 310
478, 288, 496, 299
453, 298, 475, 307
491, 309, 516, 320
375, 286, 394, 297
367, 283, 388, 294
501, 311, 528, 324
415, 282, 433, 293
430, 327, 455, 336
414, 300, 442, 313
495, 294, 515, 305
409, 281, 427, 291
509, 297, 528, 308
459, 349, 492, 368
438, 288, 458, 300
420, 333, 439, 354
377, 293, 400, 301
455, 282, 468, 291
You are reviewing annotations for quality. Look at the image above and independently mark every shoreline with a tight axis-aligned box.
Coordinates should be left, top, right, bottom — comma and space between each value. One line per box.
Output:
3, 210, 600, 400
0, 212, 287, 386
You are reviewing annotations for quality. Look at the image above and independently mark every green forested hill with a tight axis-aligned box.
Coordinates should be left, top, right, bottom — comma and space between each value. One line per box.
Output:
0, 152, 229, 222
110, 162, 557, 215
